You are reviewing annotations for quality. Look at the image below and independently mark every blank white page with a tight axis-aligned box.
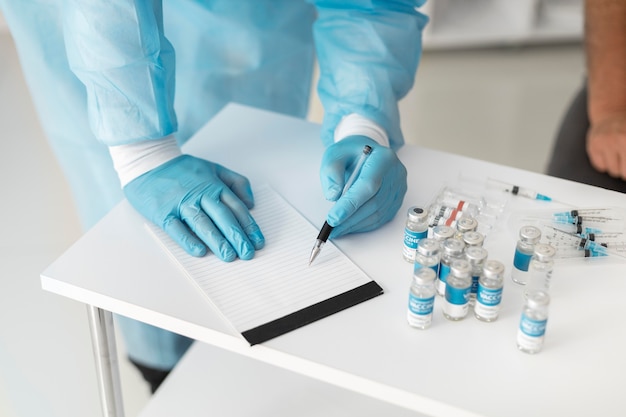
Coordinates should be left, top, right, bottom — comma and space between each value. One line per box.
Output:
147, 184, 382, 344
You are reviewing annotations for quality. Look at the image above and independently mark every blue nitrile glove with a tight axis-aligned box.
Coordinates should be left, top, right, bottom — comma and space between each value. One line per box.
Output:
124, 155, 265, 260
320, 135, 407, 238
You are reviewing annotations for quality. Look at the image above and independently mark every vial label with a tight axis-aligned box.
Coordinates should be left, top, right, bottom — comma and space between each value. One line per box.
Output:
414, 263, 439, 276
407, 294, 435, 328
439, 263, 451, 280
476, 286, 502, 306
513, 250, 532, 271
475, 287, 503, 320
403, 229, 427, 260
517, 315, 547, 352
443, 296, 469, 319
471, 275, 480, 295
517, 329, 545, 352
445, 286, 471, 306
436, 263, 451, 294
519, 315, 547, 337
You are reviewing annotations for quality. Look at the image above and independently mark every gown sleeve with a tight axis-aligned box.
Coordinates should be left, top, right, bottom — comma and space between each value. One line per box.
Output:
309, 0, 428, 149
62, 0, 177, 145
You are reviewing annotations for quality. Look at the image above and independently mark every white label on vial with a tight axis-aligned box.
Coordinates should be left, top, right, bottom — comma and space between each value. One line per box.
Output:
443, 299, 468, 318
443, 286, 470, 318
407, 294, 435, 328
517, 315, 547, 350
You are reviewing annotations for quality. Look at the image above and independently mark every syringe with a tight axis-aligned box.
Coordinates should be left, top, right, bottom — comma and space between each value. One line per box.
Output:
551, 214, 624, 231
487, 178, 552, 201
542, 226, 625, 258
576, 227, 604, 235
603, 243, 626, 259
541, 226, 598, 250
580, 231, 626, 245
550, 222, 599, 235
553, 208, 624, 219
552, 207, 625, 228
553, 246, 609, 259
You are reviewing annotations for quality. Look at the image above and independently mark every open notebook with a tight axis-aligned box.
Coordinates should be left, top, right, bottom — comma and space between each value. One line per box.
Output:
146, 185, 383, 345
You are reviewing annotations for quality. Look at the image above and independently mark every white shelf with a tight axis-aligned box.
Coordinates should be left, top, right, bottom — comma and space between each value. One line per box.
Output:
419, 0, 582, 50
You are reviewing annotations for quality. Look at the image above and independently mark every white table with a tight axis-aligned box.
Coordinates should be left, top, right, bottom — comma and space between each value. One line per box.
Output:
42, 104, 626, 417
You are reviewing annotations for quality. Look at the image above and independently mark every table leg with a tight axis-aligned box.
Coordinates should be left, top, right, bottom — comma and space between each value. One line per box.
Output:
87, 305, 126, 417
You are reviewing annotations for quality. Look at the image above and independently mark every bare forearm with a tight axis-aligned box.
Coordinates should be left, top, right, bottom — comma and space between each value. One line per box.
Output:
585, 0, 626, 124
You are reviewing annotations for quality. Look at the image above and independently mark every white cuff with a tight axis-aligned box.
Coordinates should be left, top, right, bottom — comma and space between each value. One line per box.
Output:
108, 135, 182, 187
333, 113, 390, 147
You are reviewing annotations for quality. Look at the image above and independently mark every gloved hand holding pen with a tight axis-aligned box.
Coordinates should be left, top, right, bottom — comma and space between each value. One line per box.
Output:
123, 155, 265, 260
320, 135, 408, 238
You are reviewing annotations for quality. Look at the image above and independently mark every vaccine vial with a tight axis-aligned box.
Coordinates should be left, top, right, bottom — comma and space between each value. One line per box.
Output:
455, 216, 478, 239
407, 268, 437, 329
402, 206, 429, 263
517, 290, 550, 354
525, 243, 556, 297
462, 231, 485, 247
464, 246, 488, 306
437, 238, 466, 296
429, 205, 456, 224
443, 259, 472, 321
474, 260, 505, 322
511, 225, 542, 285
435, 195, 480, 218
432, 225, 455, 243
414, 238, 441, 275
428, 205, 464, 228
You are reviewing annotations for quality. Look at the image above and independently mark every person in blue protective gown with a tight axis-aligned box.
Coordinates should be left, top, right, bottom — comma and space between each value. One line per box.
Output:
0, 0, 428, 392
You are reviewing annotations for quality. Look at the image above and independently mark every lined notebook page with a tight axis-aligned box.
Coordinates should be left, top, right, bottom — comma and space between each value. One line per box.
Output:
146, 185, 380, 342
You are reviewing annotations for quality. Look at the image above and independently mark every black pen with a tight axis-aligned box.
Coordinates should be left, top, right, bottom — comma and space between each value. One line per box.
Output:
309, 145, 373, 266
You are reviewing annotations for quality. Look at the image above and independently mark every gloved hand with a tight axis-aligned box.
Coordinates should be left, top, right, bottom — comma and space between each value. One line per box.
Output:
124, 155, 265, 260
320, 135, 407, 238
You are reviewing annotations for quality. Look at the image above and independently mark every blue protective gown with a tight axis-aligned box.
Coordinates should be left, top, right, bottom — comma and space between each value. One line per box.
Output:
0, 0, 427, 370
